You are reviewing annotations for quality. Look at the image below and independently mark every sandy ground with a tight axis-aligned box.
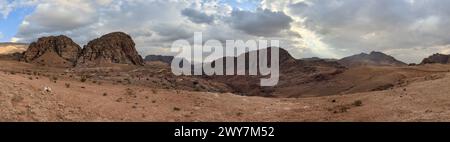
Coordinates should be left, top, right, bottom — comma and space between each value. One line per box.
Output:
1, 60, 450, 122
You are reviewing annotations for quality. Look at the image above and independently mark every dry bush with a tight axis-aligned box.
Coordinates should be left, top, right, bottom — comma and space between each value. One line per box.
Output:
353, 100, 363, 107
80, 76, 87, 82
65, 83, 71, 88
125, 88, 136, 96
151, 89, 158, 94
12, 94, 24, 103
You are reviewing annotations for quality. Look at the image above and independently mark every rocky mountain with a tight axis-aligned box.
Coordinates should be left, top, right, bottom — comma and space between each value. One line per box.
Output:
22, 35, 81, 67
338, 51, 407, 67
144, 55, 174, 64
77, 32, 144, 67
421, 53, 450, 64
205, 47, 347, 97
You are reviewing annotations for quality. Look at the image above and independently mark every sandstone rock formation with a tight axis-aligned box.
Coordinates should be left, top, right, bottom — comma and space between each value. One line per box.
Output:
77, 32, 144, 67
22, 35, 81, 67
338, 51, 407, 67
421, 53, 450, 64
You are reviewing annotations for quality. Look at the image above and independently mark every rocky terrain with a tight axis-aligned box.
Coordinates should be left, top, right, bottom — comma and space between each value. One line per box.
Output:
1, 59, 450, 121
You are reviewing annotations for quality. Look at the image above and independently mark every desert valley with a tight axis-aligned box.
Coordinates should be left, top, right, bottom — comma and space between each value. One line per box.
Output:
0, 32, 450, 122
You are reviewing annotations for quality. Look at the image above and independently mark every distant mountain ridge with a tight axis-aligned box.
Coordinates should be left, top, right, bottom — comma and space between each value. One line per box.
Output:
0, 42, 28, 55
421, 53, 450, 64
144, 55, 174, 64
338, 51, 407, 67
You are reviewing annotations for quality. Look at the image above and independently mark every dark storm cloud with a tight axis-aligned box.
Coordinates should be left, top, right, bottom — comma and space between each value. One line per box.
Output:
230, 9, 293, 37
181, 8, 215, 24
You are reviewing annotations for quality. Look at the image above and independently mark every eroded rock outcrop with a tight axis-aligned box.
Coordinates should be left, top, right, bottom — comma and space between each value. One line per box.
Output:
77, 32, 144, 67
23, 35, 81, 67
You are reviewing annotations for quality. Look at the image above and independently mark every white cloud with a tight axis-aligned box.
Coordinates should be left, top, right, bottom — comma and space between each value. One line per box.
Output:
18, 0, 98, 36
0, 0, 14, 19
10, 37, 21, 43
0, 0, 38, 19
0, 32, 4, 39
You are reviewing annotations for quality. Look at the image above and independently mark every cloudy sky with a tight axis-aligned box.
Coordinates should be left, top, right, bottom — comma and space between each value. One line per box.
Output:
1, 0, 450, 63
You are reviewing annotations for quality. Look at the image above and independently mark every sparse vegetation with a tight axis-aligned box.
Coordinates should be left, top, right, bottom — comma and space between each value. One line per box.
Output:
353, 100, 363, 107
193, 80, 199, 85
49, 76, 58, 83
65, 83, 71, 88
193, 87, 201, 92
11, 94, 24, 103
80, 76, 87, 82
124, 78, 131, 84
125, 88, 136, 96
